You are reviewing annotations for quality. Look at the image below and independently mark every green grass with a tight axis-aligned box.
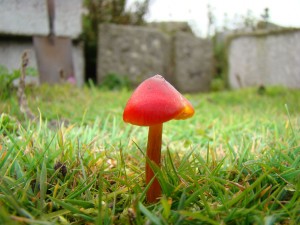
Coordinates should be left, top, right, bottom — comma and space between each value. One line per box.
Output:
0, 84, 299, 224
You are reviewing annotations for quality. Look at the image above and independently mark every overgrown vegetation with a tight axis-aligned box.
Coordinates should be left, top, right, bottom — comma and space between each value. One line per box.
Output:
0, 85, 299, 224
99, 73, 132, 90
0, 65, 37, 100
211, 37, 228, 91
0, 66, 21, 100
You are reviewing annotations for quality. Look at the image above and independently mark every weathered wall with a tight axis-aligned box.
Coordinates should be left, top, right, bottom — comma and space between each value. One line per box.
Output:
0, 40, 37, 70
0, 0, 84, 85
0, 0, 82, 38
0, 39, 85, 86
228, 30, 300, 89
97, 24, 171, 86
97, 24, 213, 92
173, 32, 213, 92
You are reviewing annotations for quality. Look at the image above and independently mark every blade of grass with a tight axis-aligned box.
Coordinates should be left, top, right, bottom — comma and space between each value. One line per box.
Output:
160, 196, 172, 220
66, 178, 96, 199
179, 211, 219, 225
39, 154, 47, 211
166, 148, 180, 183
96, 169, 104, 225
64, 199, 95, 209
0, 180, 33, 219
77, 138, 92, 200
42, 209, 70, 220
225, 171, 269, 208
10, 216, 54, 225
284, 104, 295, 137
138, 202, 162, 225
49, 196, 94, 222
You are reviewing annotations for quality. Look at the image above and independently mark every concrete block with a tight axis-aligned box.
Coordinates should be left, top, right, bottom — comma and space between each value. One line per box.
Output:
0, 39, 37, 71
228, 30, 300, 89
173, 32, 213, 92
0, 39, 85, 86
0, 0, 83, 38
97, 24, 171, 86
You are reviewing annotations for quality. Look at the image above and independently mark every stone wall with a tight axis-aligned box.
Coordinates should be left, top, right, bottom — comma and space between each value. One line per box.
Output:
228, 29, 300, 89
97, 23, 213, 92
97, 24, 171, 86
173, 32, 213, 92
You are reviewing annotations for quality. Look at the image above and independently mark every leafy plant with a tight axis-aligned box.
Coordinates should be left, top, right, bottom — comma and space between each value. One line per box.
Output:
0, 65, 38, 100
0, 65, 20, 100
0, 113, 19, 135
100, 73, 131, 90
211, 36, 228, 91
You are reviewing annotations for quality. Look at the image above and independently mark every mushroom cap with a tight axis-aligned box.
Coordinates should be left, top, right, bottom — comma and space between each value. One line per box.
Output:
123, 75, 195, 126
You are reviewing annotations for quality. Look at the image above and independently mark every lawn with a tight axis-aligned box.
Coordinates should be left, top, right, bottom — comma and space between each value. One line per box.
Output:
0, 84, 299, 224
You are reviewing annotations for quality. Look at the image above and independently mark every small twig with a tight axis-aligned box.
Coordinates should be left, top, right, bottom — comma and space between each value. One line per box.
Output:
17, 51, 35, 121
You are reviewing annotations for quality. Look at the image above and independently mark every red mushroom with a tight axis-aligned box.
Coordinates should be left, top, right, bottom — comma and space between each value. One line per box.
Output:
123, 75, 194, 203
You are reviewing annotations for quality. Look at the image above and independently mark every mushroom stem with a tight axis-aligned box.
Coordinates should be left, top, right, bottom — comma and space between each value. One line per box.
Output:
146, 123, 163, 203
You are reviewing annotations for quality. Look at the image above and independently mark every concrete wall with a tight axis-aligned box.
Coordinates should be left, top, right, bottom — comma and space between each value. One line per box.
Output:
228, 30, 300, 89
173, 32, 213, 92
0, 0, 82, 38
0, 40, 37, 70
0, 39, 85, 86
97, 24, 171, 86
0, 0, 84, 86
97, 24, 213, 92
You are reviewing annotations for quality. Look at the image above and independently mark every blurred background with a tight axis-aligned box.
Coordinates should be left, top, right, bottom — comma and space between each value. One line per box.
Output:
136, 0, 300, 37
0, 0, 300, 94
